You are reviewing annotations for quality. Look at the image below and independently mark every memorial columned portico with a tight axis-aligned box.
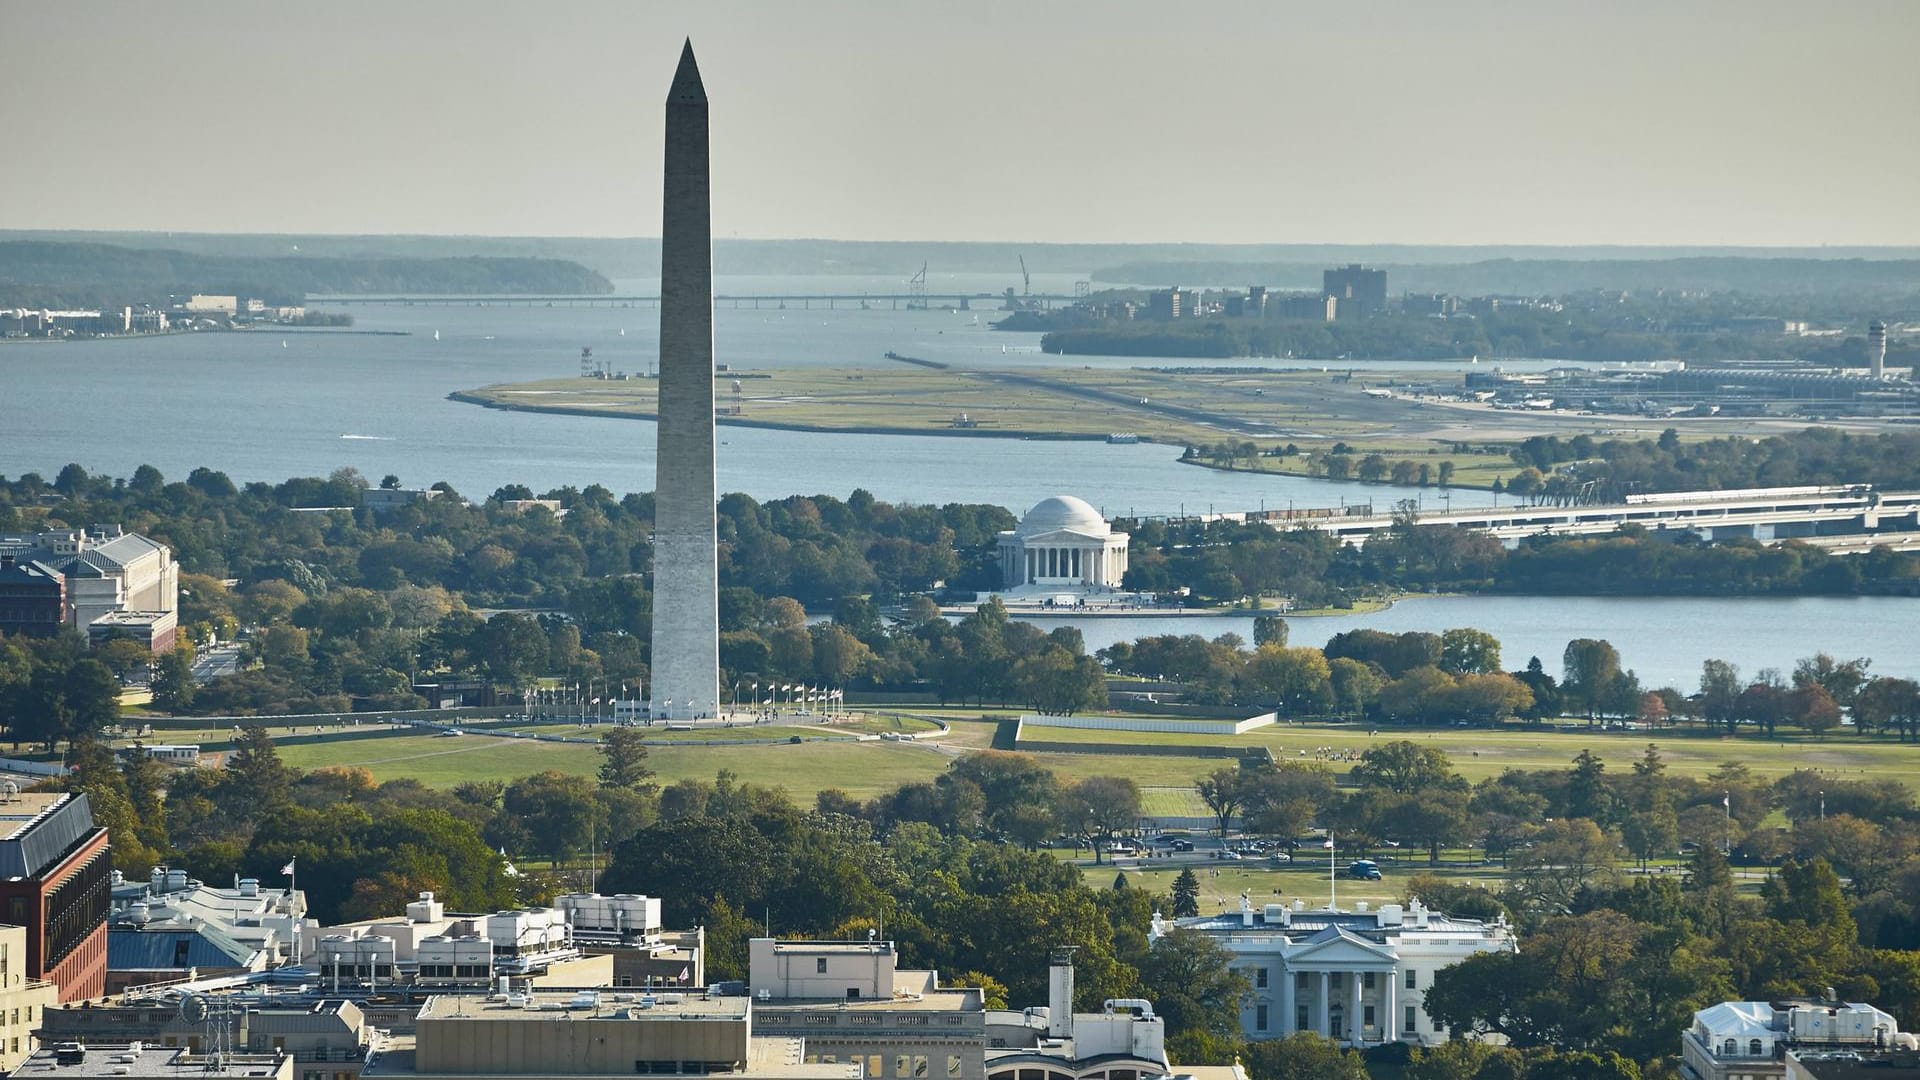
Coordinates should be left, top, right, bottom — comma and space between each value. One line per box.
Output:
997, 496, 1130, 591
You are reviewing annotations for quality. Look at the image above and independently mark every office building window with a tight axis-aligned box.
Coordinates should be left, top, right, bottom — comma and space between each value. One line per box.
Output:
1406, 1007, 1417, 1033
948, 1057, 962, 1077
1405, 969, 1417, 989
817, 958, 828, 974
869, 1056, 883, 1077
1255, 968, 1268, 989
898, 1055, 911, 1077
1364, 1005, 1375, 1028
1256, 1005, 1268, 1031
1363, 972, 1375, 990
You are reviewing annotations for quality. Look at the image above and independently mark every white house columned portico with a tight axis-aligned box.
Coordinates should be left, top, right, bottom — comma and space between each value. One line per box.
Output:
1153, 897, 1515, 1048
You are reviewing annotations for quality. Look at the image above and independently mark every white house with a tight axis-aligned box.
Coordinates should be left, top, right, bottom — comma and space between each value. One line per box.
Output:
1156, 897, 1515, 1047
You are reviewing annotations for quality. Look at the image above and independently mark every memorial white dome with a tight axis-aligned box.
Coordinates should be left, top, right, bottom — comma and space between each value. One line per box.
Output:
1017, 495, 1110, 538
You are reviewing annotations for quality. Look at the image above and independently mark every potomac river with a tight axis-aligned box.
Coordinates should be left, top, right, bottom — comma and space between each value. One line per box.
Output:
4, 275, 1914, 678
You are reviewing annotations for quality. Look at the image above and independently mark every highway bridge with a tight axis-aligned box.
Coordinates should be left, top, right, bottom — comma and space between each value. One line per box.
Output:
1167, 485, 1920, 550
306, 292, 1076, 310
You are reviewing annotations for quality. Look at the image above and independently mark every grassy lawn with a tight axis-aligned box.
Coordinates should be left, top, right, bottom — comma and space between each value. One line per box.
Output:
458, 367, 1505, 447
489, 723, 857, 743
140, 710, 1918, 814
1016, 722, 1920, 786
830, 714, 944, 736
1194, 442, 1518, 491
1140, 786, 1211, 819
271, 729, 949, 797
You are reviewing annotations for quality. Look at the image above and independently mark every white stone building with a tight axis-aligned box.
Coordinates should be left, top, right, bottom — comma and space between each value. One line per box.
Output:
996, 497, 1129, 592
750, 939, 1175, 1080
1156, 898, 1515, 1047
0, 526, 179, 650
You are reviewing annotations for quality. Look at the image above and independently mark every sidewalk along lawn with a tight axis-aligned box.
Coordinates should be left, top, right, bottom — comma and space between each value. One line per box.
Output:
272, 729, 948, 797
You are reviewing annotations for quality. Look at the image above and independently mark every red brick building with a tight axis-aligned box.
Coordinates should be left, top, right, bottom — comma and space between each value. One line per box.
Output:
0, 792, 110, 1001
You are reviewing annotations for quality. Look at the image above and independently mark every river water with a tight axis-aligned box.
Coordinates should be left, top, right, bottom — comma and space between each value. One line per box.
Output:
1, 274, 1522, 516
1017, 594, 1918, 690
5, 275, 1915, 674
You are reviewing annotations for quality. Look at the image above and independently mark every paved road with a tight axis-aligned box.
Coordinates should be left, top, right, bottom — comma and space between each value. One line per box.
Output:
190, 644, 243, 683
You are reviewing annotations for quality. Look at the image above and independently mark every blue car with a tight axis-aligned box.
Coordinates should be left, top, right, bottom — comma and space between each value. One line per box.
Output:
1345, 860, 1383, 880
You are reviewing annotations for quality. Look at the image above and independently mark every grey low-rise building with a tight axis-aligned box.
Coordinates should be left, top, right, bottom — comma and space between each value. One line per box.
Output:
111, 866, 309, 969
16, 1044, 292, 1080
106, 922, 266, 993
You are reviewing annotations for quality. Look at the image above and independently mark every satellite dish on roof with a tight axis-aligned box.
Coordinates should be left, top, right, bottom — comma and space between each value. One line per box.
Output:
179, 994, 209, 1025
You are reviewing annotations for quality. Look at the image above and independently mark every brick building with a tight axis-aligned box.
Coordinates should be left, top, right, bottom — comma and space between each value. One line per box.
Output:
0, 792, 111, 1001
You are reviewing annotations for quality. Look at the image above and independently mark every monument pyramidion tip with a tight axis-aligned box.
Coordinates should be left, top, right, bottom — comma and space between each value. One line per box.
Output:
668, 38, 706, 103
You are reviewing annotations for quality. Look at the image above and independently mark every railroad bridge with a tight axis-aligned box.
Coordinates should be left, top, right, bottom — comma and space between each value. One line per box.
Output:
1177, 485, 1920, 550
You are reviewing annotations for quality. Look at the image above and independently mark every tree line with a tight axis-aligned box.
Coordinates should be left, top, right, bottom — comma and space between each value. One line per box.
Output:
1123, 515, 1920, 605
0, 240, 613, 309
38, 704, 1920, 1080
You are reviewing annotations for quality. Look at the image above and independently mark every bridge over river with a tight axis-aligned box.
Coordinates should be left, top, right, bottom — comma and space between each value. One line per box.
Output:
1154, 485, 1920, 550
306, 292, 1076, 310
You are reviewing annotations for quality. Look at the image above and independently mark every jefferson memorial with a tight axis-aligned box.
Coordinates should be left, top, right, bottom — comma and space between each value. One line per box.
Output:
996, 496, 1130, 592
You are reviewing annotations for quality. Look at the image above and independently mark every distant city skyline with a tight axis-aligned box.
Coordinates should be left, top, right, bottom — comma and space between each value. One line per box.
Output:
2, 0, 1917, 246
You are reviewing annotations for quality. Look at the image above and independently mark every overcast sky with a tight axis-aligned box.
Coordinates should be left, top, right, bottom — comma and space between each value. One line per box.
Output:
3, 0, 1917, 246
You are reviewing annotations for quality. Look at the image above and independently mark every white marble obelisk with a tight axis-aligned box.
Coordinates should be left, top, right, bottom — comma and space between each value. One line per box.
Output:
649, 40, 720, 720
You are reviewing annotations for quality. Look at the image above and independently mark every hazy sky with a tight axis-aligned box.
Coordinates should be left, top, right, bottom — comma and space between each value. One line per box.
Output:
4, 0, 1918, 245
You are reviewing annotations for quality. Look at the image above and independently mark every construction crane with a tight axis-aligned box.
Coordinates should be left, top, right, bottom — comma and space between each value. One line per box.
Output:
908, 262, 927, 310
1019, 255, 1031, 297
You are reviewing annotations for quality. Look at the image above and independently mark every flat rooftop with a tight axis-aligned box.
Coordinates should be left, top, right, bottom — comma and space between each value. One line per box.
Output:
417, 991, 749, 1022
362, 1035, 856, 1079
0, 792, 69, 837
19, 1046, 285, 1078
761, 942, 896, 954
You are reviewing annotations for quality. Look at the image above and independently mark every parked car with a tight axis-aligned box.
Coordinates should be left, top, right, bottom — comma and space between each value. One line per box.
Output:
1345, 860, 1383, 880
1267, 852, 1293, 865
1171, 839, 1195, 852
1220, 850, 1243, 861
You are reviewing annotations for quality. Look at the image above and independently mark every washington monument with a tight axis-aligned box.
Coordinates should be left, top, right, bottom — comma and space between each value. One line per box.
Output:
649, 40, 720, 720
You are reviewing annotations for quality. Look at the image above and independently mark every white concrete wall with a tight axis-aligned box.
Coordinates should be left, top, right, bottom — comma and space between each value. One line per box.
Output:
1021, 713, 1276, 735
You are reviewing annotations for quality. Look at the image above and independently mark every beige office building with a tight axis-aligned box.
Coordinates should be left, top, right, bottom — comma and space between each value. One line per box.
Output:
361, 991, 855, 1080
750, 939, 987, 1080
0, 923, 59, 1071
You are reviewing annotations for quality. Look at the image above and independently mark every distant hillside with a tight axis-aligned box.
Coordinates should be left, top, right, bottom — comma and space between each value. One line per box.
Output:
7, 231, 1920, 284
0, 241, 613, 308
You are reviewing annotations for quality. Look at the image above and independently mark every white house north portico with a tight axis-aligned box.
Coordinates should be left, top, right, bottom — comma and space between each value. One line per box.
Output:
1155, 898, 1515, 1047
997, 496, 1129, 592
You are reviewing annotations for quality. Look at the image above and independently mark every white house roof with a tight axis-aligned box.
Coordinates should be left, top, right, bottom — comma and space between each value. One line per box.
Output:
1284, 925, 1401, 966
1016, 496, 1111, 539
1695, 1001, 1778, 1039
